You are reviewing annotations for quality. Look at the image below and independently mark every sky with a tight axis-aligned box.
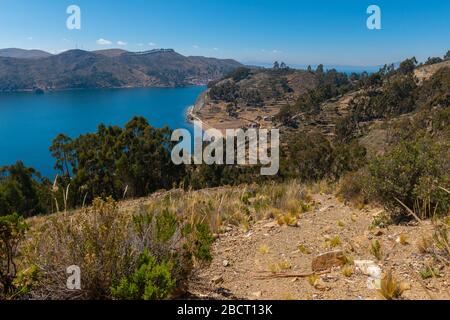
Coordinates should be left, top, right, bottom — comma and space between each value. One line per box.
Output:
0, 0, 449, 67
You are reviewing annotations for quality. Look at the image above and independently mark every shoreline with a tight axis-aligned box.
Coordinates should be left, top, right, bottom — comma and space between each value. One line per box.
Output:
186, 90, 221, 133
186, 105, 217, 133
0, 84, 208, 95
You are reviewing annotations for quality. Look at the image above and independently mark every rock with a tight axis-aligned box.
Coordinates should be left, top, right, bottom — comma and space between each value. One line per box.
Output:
223, 260, 230, 267
374, 230, 384, 237
313, 278, 331, 291
211, 276, 224, 285
400, 282, 411, 292
263, 221, 278, 229
252, 291, 262, 298
354, 260, 381, 278
366, 277, 381, 290
355, 260, 382, 290
312, 250, 346, 272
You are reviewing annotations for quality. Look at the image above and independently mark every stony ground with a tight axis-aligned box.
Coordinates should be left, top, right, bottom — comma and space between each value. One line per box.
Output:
188, 194, 450, 300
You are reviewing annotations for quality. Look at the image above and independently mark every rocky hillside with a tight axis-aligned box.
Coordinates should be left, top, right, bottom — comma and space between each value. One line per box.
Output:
24, 182, 449, 300
189, 189, 449, 300
0, 49, 242, 92
192, 67, 321, 133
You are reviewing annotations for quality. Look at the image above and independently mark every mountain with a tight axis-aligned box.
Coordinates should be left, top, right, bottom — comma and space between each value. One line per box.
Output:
0, 48, 53, 59
93, 49, 129, 57
0, 49, 242, 92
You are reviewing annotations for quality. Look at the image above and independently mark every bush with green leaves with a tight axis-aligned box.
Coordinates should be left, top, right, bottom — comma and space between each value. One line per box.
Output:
281, 131, 366, 182
26, 197, 214, 300
367, 136, 449, 220
111, 249, 175, 300
0, 162, 50, 217
0, 213, 28, 297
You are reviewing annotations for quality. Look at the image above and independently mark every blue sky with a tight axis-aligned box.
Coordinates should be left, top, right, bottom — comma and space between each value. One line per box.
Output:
0, 0, 449, 66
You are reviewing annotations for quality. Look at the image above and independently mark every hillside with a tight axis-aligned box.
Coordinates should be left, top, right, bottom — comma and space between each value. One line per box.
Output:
1, 54, 448, 301
193, 67, 320, 133
0, 49, 242, 92
24, 182, 450, 300
193, 59, 450, 138
0, 48, 53, 59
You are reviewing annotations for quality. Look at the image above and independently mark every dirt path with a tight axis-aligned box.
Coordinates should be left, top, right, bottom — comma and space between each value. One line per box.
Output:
188, 194, 449, 300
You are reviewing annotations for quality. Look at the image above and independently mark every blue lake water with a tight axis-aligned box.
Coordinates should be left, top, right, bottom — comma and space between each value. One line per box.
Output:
0, 86, 205, 178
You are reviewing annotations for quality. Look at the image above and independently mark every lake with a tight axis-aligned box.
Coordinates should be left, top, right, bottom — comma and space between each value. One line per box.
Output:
0, 86, 205, 178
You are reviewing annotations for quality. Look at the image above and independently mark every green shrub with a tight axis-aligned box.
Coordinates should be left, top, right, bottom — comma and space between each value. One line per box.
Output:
0, 213, 28, 297
367, 137, 449, 220
111, 249, 175, 300
25, 196, 215, 300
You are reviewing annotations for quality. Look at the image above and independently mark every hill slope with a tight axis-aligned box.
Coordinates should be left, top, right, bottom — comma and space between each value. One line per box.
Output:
0, 49, 242, 92
0, 48, 53, 59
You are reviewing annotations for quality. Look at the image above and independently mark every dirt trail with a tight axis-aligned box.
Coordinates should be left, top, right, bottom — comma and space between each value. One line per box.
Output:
188, 194, 449, 300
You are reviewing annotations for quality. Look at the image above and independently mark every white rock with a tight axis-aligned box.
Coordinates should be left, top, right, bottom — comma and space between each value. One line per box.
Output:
354, 260, 380, 276
355, 260, 382, 290
367, 277, 381, 290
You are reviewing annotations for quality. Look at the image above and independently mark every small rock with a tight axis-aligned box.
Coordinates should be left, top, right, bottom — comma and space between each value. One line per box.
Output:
252, 291, 262, 298
312, 250, 346, 272
211, 276, 224, 285
374, 230, 384, 237
400, 282, 411, 292
263, 221, 278, 229
367, 277, 381, 290
313, 278, 331, 291
223, 260, 230, 267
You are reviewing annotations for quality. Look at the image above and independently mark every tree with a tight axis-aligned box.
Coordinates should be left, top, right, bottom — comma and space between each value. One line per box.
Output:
425, 57, 443, 66
50, 117, 182, 207
398, 57, 417, 75
445, 50, 450, 60
273, 61, 280, 69
280, 62, 287, 69
0, 162, 45, 217
307, 65, 312, 72
316, 64, 324, 74
50, 134, 75, 178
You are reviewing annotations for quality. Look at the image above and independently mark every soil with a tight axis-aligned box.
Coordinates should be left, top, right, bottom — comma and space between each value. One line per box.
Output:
188, 193, 450, 300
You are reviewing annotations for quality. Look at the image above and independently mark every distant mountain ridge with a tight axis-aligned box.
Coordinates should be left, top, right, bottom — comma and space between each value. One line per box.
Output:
0, 48, 242, 92
0, 48, 53, 59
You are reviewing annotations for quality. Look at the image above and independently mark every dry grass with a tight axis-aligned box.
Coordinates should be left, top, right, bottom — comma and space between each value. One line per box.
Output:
417, 235, 433, 254
398, 233, 409, 246
370, 240, 383, 261
379, 271, 405, 300
341, 265, 354, 277
298, 244, 312, 255
307, 274, 320, 287
326, 235, 342, 248
259, 245, 270, 255
269, 261, 292, 273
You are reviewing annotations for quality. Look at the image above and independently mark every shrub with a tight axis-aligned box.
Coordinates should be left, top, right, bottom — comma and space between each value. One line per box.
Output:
341, 265, 354, 277
379, 271, 405, 300
336, 169, 371, 206
419, 265, 441, 280
0, 162, 49, 217
367, 137, 449, 220
0, 213, 28, 297
25, 197, 214, 299
111, 249, 175, 300
370, 240, 383, 261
